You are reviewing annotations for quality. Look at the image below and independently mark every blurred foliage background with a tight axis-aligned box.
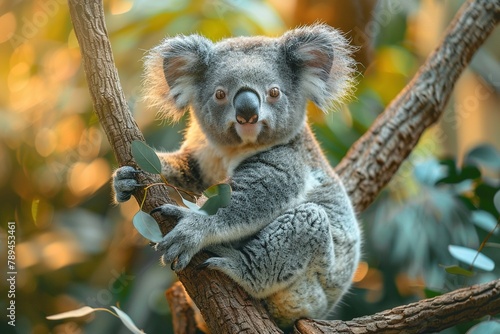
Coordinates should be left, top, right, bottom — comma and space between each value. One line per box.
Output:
0, 0, 499, 333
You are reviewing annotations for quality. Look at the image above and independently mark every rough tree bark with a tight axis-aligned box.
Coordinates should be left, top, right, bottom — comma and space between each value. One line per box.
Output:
67, 0, 499, 333
294, 278, 500, 334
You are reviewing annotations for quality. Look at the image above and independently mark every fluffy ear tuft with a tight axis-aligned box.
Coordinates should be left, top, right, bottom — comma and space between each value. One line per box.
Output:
143, 35, 213, 122
281, 24, 357, 111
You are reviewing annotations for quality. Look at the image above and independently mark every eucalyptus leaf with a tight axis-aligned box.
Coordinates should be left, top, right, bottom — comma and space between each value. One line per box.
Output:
203, 183, 228, 198
466, 320, 500, 334
414, 159, 448, 185
132, 211, 163, 243
46, 306, 97, 320
111, 306, 145, 334
464, 144, 500, 171
448, 245, 495, 271
181, 196, 206, 214
494, 190, 500, 214
471, 210, 499, 234
131, 140, 162, 174
200, 183, 232, 215
442, 265, 475, 277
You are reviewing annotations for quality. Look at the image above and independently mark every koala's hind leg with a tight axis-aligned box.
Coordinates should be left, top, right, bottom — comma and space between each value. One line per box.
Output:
203, 202, 334, 299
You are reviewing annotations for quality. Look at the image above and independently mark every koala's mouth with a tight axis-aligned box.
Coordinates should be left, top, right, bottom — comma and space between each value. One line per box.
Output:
235, 122, 263, 144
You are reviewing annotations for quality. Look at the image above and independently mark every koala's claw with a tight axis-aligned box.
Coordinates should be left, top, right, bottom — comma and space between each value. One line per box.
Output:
150, 204, 186, 219
112, 166, 143, 202
170, 258, 178, 271
150, 207, 162, 215
161, 247, 191, 272
196, 261, 210, 270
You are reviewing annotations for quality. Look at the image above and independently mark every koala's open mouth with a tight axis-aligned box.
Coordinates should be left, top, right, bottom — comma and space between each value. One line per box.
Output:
235, 122, 263, 143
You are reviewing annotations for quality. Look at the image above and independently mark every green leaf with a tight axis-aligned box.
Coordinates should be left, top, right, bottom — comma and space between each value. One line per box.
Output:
131, 140, 162, 174
132, 211, 163, 243
471, 210, 499, 234
47, 306, 97, 320
110, 306, 145, 334
200, 183, 232, 215
442, 265, 475, 277
494, 190, 500, 214
202, 183, 225, 198
448, 245, 495, 271
466, 320, 500, 334
181, 196, 205, 213
464, 144, 500, 171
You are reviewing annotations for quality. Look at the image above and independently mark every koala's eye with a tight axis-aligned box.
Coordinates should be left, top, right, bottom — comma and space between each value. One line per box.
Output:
215, 89, 226, 100
269, 87, 280, 98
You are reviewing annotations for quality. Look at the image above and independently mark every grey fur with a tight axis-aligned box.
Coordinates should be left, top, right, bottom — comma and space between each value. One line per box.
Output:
113, 24, 360, 327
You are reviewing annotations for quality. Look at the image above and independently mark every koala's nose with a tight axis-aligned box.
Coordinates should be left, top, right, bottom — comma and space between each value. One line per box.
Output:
234, 89, 260, 124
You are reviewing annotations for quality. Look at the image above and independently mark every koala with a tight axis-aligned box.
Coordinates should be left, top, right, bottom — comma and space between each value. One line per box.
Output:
113, 24, 361, 327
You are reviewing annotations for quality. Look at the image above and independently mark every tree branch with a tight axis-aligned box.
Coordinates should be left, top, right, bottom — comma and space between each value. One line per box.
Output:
165, 282, 199, 334
66, 0, 174, 228
294, 279, 500, 334
335, 0, 500, 212
67, 0, 499, 333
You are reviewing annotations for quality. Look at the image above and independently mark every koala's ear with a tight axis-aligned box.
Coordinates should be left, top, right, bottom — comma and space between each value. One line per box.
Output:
281, 24, 356, 110
143, 35, 213, 121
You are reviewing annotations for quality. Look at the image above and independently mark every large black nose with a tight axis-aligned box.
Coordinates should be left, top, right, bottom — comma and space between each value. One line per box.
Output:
233, 89, 260, 124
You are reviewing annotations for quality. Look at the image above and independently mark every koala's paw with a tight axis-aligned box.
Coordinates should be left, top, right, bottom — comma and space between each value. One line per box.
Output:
152, 204, 204, 271
112, 166, 142, 202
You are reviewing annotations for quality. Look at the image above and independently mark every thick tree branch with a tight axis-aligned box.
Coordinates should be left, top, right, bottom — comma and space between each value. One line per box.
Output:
67, 0, 499, 333
294, 278, 500, 334
335, 0, 500, 212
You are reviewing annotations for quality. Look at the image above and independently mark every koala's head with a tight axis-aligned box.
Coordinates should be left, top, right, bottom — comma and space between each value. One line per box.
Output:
144, 24, 355, 148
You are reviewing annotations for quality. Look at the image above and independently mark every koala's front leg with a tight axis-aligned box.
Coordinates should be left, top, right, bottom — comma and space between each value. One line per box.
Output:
153, 146, 305, 271
112, 150, 205, 203
151, 204, 212, 270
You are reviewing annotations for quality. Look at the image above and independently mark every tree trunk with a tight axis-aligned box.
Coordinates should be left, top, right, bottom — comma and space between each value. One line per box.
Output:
67, 0, 500, 332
